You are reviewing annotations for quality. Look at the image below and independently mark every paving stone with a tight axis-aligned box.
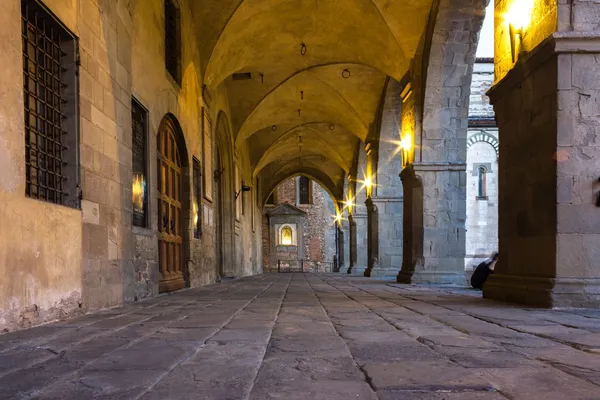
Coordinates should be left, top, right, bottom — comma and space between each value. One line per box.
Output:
249, 380, 377, 400
476, 366, 600, 399
377, 390, 508, 400
417, 334, 501, 349
266, 336, 351, 358
363, 361, 495, 391
38, 369, 166, 400
208, 327, 272, 343
255, 355, 364, 381
0, 352, 83, 398
430, 347, 542, 368
188, 341, 266, 366
87, 338, 197, 371
0, 346, 54, 374
348, 342, 446, 365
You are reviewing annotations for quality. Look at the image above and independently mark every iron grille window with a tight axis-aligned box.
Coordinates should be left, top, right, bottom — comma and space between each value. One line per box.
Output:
132, 98, 148, 227
164, 0, 181, 84
299, 176, 312, 205
193, 157, 202, 238
22, 0, 79, 208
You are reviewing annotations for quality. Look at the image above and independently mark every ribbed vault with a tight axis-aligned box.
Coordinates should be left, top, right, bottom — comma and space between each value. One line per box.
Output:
189, 0, 435, 202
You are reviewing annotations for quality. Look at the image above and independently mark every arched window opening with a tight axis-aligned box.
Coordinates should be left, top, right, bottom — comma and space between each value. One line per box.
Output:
477, 166, 487, 200
281, 226, 293, 246
298, 176, 312, 204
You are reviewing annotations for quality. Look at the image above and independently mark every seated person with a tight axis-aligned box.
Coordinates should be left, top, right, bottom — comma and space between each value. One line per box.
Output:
470, 252, 498, 290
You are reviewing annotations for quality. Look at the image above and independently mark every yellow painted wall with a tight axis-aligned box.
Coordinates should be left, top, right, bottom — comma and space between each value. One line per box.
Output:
495, 0, 557, 82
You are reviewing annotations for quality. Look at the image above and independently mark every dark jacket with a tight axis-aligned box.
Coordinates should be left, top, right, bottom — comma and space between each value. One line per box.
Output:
470, 260, 494, 290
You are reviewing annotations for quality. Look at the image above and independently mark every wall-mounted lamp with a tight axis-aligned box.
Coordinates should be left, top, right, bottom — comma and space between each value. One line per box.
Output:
235, 184, 252, 199
506, 1, 533, 63
399, 135, 412, 168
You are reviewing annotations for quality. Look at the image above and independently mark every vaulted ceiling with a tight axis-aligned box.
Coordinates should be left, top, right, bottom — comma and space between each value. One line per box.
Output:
189, 0, 435, 202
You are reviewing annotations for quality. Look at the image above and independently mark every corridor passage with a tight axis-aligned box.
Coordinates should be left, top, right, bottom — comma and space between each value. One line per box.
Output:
2, 275, 600, 400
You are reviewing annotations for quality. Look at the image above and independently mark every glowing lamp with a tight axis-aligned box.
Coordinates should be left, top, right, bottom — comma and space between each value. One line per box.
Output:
506, 0, 533, 63
193, 202, 199, 226
400, 136, 412, 151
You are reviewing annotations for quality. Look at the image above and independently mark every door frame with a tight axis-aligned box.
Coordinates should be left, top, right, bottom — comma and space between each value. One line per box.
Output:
156, 114, 191, 293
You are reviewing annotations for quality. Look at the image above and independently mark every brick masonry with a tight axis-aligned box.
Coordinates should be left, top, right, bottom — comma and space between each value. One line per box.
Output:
262, 178, 336, 270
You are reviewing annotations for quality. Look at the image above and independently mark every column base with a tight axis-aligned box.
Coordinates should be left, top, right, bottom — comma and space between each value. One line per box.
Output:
396, 270, 467, 286
484, 274, 600, 308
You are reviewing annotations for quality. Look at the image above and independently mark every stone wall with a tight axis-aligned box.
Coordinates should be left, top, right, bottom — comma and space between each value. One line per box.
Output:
0, 0, 261, 332
262, 177, 336, 270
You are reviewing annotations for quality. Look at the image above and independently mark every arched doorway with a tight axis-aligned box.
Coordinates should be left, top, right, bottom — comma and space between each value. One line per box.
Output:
157, 115, 189, 293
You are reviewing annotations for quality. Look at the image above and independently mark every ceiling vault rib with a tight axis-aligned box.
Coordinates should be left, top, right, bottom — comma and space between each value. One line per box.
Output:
236, 62, 382, 145
253, 128, 350, 177
204, 0, 247, 80
308, 72, 370, 133
366, 0, 406, 58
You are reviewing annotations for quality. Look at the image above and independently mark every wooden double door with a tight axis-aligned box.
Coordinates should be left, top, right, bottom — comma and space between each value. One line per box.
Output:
157, 120, 186, 293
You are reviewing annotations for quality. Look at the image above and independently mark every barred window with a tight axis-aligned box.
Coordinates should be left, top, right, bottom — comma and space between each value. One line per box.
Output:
22, 0, 79, 208
193, 157, 202, 238
164, 0, 181, 84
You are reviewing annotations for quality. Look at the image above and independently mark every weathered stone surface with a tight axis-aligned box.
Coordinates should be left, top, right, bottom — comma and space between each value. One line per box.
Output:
363, 361, 494, 391
377, 391, 507, 400
1, 275, 600, 399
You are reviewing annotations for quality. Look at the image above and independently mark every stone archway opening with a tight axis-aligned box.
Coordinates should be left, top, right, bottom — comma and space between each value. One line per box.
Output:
262, 175, 341, 273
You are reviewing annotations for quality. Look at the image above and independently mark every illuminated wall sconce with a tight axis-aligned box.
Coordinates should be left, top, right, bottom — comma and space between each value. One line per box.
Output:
506, 1, 533, 63
509, 24, 522, 63
399, 135, 412, 168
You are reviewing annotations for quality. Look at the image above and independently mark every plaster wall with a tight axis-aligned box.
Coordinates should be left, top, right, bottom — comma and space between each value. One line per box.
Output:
0, 0, 83, 331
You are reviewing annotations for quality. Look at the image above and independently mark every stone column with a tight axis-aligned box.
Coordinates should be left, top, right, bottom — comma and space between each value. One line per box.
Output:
337, 226, 345, 270
363, 197, 379, 277
397, 163, 466, 284
347, 215, 357, 274
396, 80, 467, 285
484, 32, 600, 307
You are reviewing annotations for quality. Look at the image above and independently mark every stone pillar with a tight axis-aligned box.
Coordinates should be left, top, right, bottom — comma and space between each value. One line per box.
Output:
397, 163, 466, 284
484, 32, 600, 307
347, 215, 357, 274
364, 197, 379, 277
337, 226, 345, 270
396, 79, 468, 285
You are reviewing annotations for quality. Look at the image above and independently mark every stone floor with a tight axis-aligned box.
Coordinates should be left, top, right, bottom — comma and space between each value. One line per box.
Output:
2, 274, 600, 400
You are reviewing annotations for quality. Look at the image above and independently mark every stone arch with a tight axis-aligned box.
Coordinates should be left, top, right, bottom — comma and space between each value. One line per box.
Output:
214, 110, 236, 278
396, 0, 489, 285
467, 132, 499, 157
417, 0, 490, 163
156, 113, 191, 292
263, 171, 342, 216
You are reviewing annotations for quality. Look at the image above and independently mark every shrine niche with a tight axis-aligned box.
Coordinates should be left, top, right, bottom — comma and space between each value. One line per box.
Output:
266, 203, 306, 270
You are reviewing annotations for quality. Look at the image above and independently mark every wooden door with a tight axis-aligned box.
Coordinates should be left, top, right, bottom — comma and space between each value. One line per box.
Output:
158, 120, 186, 293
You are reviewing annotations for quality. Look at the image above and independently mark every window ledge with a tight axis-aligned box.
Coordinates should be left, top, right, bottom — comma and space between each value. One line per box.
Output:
476, 196, 489, 201
132, 225, 154, 237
